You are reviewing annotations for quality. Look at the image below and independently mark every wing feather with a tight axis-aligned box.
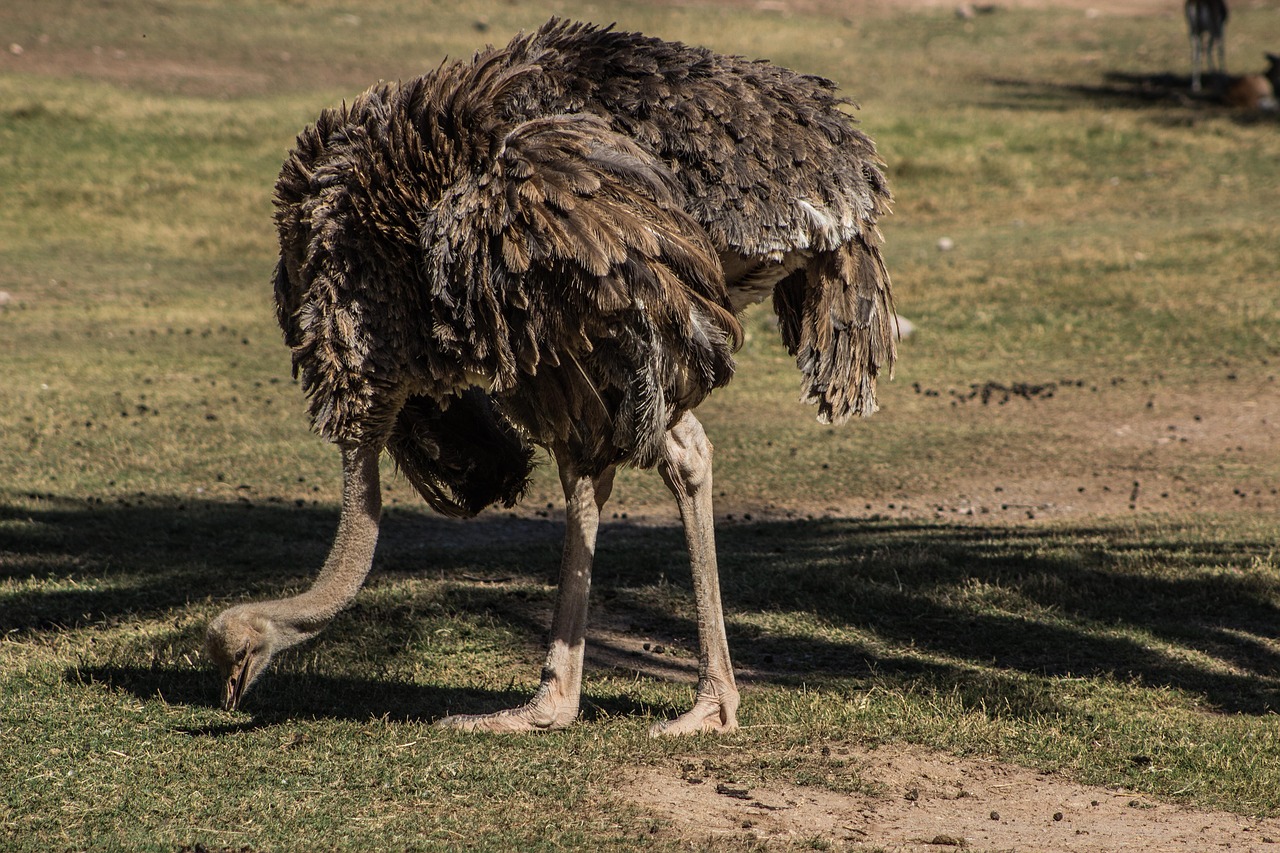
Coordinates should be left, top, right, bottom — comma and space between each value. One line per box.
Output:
420, 110, 741, 467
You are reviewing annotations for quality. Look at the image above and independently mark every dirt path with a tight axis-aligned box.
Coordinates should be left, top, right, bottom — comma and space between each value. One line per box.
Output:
625, 744, 1280, 850
654, 0, 1179, 17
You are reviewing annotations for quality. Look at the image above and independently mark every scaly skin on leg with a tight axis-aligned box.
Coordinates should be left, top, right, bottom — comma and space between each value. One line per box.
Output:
436, 458, 615, 732
650, 412, 739, 737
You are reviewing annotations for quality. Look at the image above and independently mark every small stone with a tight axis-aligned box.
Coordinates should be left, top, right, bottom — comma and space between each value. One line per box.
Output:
937, 236, 955, 251
990, 811, 1000, 821
1053, 811, 1064, 822
9, 43, 23, 55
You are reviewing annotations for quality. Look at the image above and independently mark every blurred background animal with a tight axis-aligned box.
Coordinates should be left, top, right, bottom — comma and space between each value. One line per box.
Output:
1186, 0, 1228, 92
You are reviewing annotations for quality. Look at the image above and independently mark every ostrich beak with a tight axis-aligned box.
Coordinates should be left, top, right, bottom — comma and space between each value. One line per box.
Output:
222, 661, 246, 711
221, 650, 256, 711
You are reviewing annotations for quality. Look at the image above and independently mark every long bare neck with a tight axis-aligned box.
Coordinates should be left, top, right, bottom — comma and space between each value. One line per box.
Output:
255, 445, 384, 644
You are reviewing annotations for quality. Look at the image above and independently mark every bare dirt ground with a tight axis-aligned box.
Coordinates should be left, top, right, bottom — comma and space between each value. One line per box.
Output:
655, 0, 1181, 17
625, 745, 1280, 851
585, 542, 1280, 852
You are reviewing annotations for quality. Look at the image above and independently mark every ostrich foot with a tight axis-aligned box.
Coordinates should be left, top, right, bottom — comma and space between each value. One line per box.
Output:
648, 685, 739, 737
435, 687, 579, 733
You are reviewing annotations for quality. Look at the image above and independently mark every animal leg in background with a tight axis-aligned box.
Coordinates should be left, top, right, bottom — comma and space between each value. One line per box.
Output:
1187, 0, 1228, 92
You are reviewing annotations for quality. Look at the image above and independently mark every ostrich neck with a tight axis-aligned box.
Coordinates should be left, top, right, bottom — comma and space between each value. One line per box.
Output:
257, 445, 384, 645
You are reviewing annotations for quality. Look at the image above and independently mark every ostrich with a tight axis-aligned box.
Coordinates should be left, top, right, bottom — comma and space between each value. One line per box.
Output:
1186, 0, 1228, 93
206, 19, 895, 736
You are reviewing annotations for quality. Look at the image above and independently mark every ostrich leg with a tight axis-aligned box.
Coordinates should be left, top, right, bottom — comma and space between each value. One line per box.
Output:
436, 457, 616, 732
650, 412, 739, 736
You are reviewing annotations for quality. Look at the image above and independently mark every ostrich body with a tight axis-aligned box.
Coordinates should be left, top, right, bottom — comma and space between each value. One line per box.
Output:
1186, 0, 1228, 92
206, 19, 894, 735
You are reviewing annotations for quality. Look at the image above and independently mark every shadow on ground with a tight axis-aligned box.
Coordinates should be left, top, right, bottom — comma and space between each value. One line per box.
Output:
987, 71, 1279, 124
2, 492, 1277, 720
67, 663, 654, 728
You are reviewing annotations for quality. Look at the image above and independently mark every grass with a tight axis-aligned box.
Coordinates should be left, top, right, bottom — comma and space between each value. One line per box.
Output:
6, 508, 1280, 848
2, 0, 1280, 849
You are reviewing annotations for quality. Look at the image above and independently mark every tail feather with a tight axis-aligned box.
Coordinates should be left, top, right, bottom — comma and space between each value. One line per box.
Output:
387, 391, 535, 518
774, 235, 896, 423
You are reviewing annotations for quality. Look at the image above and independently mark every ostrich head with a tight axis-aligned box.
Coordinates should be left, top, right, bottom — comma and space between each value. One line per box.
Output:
205, 605, 282, 711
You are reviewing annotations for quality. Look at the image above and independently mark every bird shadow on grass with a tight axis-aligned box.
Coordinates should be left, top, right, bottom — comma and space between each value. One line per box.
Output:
3, 493, 1278, 722
67, 662, 655, 729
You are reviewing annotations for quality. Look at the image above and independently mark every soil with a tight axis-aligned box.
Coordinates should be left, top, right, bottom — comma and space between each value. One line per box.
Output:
655, 0, 1180, 17
771, 374, 1280, 523
623, 745, 1280, 851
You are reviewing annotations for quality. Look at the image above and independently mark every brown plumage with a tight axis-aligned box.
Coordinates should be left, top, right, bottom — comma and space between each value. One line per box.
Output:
208, 19, 894, 731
